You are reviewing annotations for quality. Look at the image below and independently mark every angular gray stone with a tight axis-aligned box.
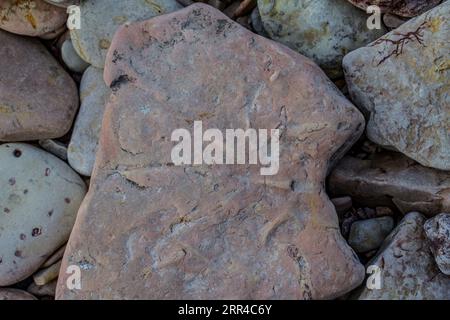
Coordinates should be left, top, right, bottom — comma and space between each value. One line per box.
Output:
348, 216, 395, 253
343, 2, 450, 170
68, 66, 110, 176
358, 212, 450, 299
329, 153, 450, 217
0, 143, 86, 286
424, 213, 450, 275
70, 0, 182, 68
258, 0, 387, 78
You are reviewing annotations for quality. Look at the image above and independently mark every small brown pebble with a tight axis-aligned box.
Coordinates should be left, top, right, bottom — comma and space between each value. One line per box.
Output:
376, 206, 394, 217
33, 261, 62, 286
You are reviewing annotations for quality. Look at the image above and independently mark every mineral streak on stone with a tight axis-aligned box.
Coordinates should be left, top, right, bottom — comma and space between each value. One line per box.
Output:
257, 0, 387, 79
343, 2, 450, 170
329, 153, 450, 217
0, 30, 79, 142
358, 212, 450, 300
347, 0, 442, 17
0, 0, 68, 37
57, 4, 365, 299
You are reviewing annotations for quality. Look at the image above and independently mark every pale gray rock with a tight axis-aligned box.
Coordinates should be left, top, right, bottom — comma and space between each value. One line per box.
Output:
358, 212, 450, 299
61, 39, 90, 73
68, 66, 110, 176
424, 213, 450, 275
257, 0, 387, 78
348, 216, 395, 253
0, 143, 86, 286
343, 2, 450, 170
70, 0, 182, 68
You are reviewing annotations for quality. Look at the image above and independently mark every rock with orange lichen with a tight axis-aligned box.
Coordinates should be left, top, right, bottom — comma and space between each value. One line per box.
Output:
56, 4, 365, 300
0, 0, 67, 37
343, 2, 450, 170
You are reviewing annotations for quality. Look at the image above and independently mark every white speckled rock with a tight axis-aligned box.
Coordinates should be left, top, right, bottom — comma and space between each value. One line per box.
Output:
358, 212, 450, 300
70, 0, 182, 68
0, 143, 86, 286
424, 213, 450, 275
257, 0, 387, 78
0, 288, 37, 300
61, 39, 90, 73
348, 216, 394, 253
68, 66, 110, 176
343, 2, 450, 170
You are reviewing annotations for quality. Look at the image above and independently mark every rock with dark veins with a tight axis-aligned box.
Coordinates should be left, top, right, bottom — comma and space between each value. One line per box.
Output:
343, 2, 450, 170
56, 4, 365, 300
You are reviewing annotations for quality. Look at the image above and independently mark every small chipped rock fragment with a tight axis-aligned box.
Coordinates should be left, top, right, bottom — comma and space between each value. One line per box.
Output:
348, 216, 395, 253
0, 143, 86, 286
57, 4, 365, 300
358, 212, 450, 299
329, 153, 450, 217
343, 2, 450, 170
424, 213, 450, 275
61, 39, 90, 73
41, 244, 66, 268
39, 139, 68, 161
33, 260, 62, 286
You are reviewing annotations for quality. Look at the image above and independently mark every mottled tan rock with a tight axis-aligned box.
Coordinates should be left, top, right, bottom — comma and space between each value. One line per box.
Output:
347, 0, 442, 17
0, 0, 67, 37
343, 2, 450, 170
358, 212, 450, 299
329, 153, 450, 217
0, 288, 37, 300
57, 4, 365, 300
0, 30, 79, 141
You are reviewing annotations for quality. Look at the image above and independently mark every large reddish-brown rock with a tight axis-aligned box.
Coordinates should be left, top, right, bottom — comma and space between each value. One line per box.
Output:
56, 4, 365, 300
0, 29, 79, 141
346, 0, 442, 17
0, 0, 67, 37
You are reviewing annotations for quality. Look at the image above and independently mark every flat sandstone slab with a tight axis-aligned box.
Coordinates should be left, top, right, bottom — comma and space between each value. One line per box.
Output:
57, 4, 365, 300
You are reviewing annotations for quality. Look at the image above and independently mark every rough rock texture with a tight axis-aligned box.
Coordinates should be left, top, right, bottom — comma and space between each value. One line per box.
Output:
343, 2, 450, 170
424, 213, 450, 275
358, 212, 450, 299
348, 216, 394, 253
70, 0, 182, 68
0, 288, 37, 300
0, 143, 86, 286
44, 0, 79, 8
57, 4, 365, 300
68, 66, 110, 176
258, 0, 386, 78
0, 30, 79, 141
347, 0, 442, 17
0, 0, 67, 37
329, 153, 450, 217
